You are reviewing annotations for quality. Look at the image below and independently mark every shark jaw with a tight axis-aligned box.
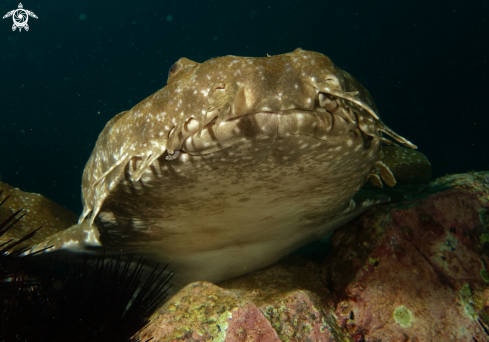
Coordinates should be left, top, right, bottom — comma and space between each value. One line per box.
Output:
29, 109, 389, 289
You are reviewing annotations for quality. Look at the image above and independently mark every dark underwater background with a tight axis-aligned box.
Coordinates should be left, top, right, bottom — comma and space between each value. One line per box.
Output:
0, 0, 487, 214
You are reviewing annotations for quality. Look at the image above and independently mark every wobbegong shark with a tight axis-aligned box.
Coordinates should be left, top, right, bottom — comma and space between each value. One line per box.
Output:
29, 48, 426, 289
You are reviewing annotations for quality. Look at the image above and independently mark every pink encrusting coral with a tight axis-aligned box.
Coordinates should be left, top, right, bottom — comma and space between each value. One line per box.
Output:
323, 172, 489, 341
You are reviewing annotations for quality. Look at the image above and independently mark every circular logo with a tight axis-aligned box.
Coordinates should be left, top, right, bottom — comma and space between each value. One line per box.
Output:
13, 9, 27, 26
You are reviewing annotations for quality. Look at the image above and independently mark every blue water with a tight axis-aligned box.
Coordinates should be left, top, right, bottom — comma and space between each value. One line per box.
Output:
0, 0, 487, 214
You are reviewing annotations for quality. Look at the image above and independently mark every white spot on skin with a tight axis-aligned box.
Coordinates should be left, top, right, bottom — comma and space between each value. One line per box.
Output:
83, 228, 101, 245
61, 240, 81, 249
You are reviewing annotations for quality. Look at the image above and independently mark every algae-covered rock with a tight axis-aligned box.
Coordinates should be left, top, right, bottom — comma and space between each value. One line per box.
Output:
136, 258, 340, 341
135, 281, 283, 342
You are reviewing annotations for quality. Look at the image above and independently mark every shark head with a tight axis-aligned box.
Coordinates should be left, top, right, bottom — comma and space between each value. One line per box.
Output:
29, 49, 421, 289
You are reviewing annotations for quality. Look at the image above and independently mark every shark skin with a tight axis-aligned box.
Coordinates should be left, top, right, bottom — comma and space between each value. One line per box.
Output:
28, 49, 420, 290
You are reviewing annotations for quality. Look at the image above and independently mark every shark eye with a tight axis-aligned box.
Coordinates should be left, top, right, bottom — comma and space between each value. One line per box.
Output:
168, 62, 182, 80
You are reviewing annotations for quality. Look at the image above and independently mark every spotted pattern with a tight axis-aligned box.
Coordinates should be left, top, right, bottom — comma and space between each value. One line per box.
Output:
28, 49, 421, 289
0, 181, 78, 245
80, 48, 415, 225
382, 146, 431, 184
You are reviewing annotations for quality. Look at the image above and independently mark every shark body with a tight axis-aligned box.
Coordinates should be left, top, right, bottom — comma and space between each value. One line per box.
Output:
29, 49, 419, 289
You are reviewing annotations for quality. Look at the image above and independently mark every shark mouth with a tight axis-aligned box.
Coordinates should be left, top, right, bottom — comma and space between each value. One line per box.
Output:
81, 87, 416, 226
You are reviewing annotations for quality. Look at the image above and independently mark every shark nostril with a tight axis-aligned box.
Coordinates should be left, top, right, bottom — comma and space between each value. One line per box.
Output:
318, 93, 339, 113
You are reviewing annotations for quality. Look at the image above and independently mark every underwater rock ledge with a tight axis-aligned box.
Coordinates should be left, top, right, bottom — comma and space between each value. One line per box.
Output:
135, 171, 489, 342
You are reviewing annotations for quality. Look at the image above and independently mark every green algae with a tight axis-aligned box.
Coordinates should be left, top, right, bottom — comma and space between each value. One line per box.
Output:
368, 257, 380, 267
480, 269, 489, 282
393, 305, 413, 328
479, 208, 489, 230
460, 283, 477, 319
439, 234, 459, 252
481, 233, 489, 244
262, 292, 343, 342
209, 311, 231, 342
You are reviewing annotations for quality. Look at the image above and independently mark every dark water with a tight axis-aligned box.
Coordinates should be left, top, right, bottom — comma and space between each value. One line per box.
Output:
0, 0, 487, 214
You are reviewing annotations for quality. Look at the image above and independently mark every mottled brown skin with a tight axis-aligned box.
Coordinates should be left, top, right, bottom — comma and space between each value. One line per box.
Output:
382, 146, 431, 184
0, 182, 78, 245
29, 49, 420, 290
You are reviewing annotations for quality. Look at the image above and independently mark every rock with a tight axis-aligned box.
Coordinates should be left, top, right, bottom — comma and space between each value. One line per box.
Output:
135, 281, 283, 342
0, 181, 78, 246
135, 257, 343, 341
218, 257, 338, 342
323, 171, 489, 341
137, 172, 489, 341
